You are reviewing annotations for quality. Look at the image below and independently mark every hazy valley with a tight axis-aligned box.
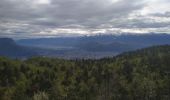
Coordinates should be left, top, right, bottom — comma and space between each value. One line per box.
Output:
1, 33, 170, 59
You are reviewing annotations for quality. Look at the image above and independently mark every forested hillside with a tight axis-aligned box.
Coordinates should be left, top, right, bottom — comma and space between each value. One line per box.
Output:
0, 45, 170, 100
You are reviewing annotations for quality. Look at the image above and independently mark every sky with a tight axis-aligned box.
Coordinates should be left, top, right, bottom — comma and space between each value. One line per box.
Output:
0, 0, 170, 38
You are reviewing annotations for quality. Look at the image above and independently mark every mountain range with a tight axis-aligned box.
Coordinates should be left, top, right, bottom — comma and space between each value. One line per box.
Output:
0, 33, 170, 58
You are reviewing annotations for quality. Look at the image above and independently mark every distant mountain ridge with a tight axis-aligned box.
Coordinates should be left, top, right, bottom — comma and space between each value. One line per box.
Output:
0, 33, 170, 59
17, 33, 170, 51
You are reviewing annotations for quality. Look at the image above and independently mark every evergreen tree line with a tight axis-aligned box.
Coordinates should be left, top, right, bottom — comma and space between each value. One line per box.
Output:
0, 45, 170, 100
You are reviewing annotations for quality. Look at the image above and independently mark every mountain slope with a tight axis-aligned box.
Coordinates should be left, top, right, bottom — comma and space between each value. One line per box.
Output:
0, 38, 38, 58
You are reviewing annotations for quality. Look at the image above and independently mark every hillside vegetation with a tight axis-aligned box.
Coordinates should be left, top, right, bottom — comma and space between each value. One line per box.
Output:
0, 45, 170, 100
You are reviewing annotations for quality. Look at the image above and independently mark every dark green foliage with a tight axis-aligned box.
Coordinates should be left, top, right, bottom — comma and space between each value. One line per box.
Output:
0, 45, 170, 100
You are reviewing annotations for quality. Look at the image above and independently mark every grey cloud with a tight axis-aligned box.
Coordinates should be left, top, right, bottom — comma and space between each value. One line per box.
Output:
109, 17, 170, 29
150, 12, 170, 18
0, 0, 169, 38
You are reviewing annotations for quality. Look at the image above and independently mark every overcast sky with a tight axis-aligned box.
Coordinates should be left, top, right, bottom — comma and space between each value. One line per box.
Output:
0, 0, 170, 38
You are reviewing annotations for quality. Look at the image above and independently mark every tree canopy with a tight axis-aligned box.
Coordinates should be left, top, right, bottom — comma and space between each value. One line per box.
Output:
0, 45, 170, 100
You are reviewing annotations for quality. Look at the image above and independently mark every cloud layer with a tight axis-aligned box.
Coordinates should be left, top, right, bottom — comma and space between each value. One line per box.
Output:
0, 0, 170, 38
